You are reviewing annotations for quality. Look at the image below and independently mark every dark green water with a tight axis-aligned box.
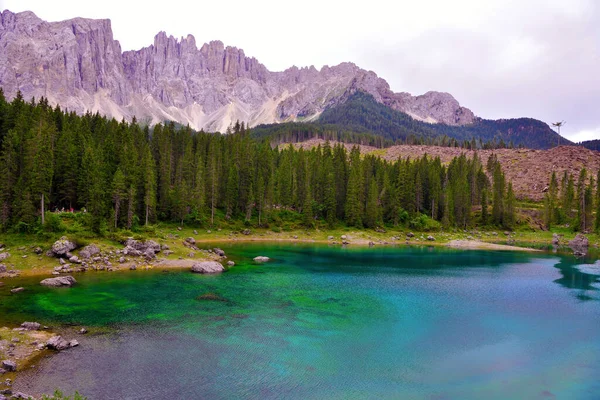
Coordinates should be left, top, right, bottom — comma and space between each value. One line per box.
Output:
2, 244, 600, 399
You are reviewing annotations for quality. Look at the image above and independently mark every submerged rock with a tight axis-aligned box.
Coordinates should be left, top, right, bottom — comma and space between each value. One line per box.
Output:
40, 275, 77, 287
10, 287, 25, 294
253, 256, 270, 262
191, 261, 224, 274
196, 292, 228, 302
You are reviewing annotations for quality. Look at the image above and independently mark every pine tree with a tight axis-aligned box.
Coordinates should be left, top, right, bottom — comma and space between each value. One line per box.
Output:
345, 147, 364, 227
492, 164, 505, 225
364, 180, 381, 228
481, 188, 488, 225
111, 168, 126, 229
504, 182, 516, 229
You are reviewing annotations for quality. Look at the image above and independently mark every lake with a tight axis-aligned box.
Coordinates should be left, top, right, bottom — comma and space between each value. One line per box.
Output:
3, 244, 600, 399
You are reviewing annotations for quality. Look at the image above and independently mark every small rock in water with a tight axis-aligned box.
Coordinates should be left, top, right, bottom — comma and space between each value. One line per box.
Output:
253, 256, 270, 263
40, 275, 77, 287
191, 261, 224, 274
227, 261, 235, 267
10, 287, 25, 294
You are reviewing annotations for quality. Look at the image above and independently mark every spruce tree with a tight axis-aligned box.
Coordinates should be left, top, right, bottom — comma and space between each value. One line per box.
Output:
345, 147, 364, 227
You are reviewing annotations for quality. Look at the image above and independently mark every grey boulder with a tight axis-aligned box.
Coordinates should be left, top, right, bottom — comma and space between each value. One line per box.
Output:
51, 237, 77, 256
191, 261, 224, 274
20, 322, 41, 331
40, 275, 77, 287
1, 360, 16, 372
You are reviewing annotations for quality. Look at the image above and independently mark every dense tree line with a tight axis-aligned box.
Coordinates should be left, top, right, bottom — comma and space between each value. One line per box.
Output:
543, 168, 600, 233
0, 92, 521, 234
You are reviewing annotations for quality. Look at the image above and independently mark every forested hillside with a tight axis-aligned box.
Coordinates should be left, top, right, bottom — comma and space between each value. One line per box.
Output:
0, 91, 527, 234
316, 92, 570, 149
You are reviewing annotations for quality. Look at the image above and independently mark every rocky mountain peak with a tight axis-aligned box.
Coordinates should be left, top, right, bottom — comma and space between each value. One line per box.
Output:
0, 10, 476, 131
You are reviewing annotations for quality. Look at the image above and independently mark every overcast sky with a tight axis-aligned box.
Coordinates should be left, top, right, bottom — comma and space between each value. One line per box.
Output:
3, 0, 599, 141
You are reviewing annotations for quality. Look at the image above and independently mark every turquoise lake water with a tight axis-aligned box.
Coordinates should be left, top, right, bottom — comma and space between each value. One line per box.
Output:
2, 244, 600, 399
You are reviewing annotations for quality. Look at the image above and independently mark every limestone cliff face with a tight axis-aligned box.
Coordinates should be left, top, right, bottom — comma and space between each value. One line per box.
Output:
0, 10, 475, 131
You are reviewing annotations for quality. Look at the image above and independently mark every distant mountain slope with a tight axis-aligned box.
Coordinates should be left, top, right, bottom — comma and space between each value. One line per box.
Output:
318, 92, 570, 149
580, 139, 600, 151
255, 92, 571, 149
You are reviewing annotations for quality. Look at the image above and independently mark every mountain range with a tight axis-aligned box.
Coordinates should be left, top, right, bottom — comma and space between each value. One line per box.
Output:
0, 9, 569, 148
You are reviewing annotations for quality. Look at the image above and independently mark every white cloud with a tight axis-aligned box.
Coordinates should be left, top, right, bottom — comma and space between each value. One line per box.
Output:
566, 127, 600, 143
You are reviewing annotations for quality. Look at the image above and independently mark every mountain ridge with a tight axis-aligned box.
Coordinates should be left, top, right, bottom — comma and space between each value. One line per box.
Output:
1, 9, 475, 132
0, 9, 566, 149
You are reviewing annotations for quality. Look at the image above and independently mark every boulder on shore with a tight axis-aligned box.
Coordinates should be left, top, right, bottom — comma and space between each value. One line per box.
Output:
124, 239, 161, 259
213, 248, 226, 257
552, 233, 561, 246
79, 244, 100, 259
51, 237, 77, 256
40, 275, 77, 287
191, 261, 224, 274
46, 335, 74, 351
20, 322, 41, 331
1, 360, 16, 372
253, 256, 270, 263
569, 233, 589, 256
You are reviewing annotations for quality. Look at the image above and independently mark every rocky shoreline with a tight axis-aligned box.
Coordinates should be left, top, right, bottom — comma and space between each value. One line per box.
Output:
0, 323, 81, 400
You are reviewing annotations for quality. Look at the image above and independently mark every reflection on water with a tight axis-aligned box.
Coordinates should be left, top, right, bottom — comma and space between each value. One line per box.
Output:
0, 244, 598, 400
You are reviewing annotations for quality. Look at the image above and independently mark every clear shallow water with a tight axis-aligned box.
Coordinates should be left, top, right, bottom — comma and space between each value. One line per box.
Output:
1, 244, 599, 399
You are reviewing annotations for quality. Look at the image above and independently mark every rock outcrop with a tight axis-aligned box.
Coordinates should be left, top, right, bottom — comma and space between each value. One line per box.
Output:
0, 9, 475, 134
191, 261, 224, 274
